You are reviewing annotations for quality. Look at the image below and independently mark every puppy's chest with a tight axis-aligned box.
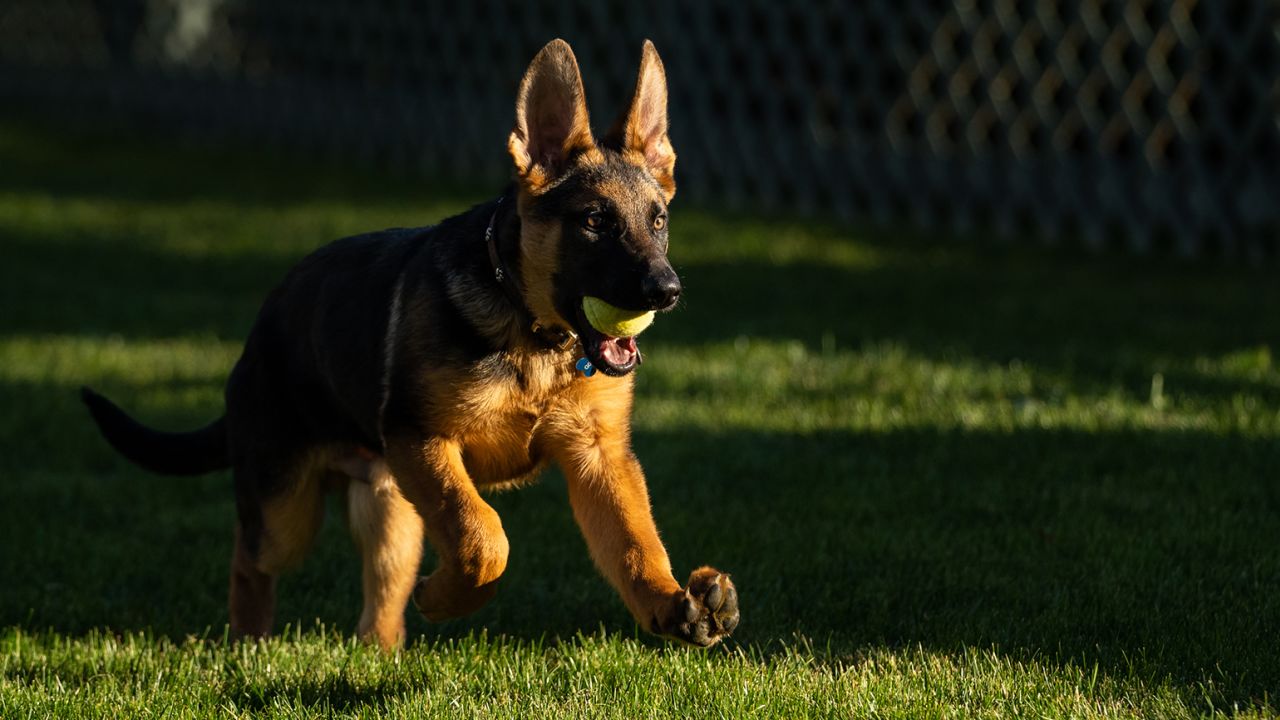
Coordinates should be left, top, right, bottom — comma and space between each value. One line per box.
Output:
447, 354, 577, 485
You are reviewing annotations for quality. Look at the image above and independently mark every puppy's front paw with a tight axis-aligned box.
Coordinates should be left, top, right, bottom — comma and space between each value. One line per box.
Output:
654, 567, 739, 647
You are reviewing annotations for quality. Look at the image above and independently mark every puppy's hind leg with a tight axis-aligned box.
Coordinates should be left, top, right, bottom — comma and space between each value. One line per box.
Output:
229, 520, 276, 639
347, 458, 424, 650
228, 453, 327, 641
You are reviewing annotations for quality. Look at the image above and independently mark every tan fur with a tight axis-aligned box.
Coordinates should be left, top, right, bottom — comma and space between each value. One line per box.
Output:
231, 447, 362, 640
518, 207, 570, 334
229, 523, 276, 639
380, 267, 690, 631
590, 175, 666, 222
610, 40, 677, 200
374, 39, 731, 643
541, 374, 682, 626
383, 430, 511, 622
348, 460, 423, 650
255, 450, 330, 573
392, 318, 687, 634
228, 39, 735, 649
508, 39, 601, 194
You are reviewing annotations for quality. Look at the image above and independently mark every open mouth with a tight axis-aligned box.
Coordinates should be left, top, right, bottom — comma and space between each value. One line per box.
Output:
573, 303, 641, 376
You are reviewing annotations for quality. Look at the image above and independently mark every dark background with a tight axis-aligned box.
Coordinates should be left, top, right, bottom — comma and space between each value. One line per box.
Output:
2, 0, 1276, 258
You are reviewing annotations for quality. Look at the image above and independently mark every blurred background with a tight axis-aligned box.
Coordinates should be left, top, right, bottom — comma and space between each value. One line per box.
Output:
2, 0, 1276, 258
3, 4, 1280, 714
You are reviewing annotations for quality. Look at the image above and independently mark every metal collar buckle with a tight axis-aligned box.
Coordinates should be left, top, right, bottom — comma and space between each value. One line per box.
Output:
532, 321, 579, 352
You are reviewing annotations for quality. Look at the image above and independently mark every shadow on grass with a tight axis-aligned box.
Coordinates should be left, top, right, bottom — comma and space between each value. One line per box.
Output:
2, 368, 1276, 705
0, 116, 481, 210
0, 229, 286, 339
224, 675, 413, 716
4, 203, 1277, 409
659, 252, 1280, 398
2, 119, 1278, 707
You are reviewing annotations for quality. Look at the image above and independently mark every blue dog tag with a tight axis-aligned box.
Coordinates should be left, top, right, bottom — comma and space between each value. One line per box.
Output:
575, 357, 596, 377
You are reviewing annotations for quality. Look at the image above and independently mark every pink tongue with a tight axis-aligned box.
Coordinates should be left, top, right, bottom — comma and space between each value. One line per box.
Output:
600, 336, 638, 367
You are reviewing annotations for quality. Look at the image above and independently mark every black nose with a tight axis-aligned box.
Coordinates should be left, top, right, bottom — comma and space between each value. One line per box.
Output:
642, 265, 682, 310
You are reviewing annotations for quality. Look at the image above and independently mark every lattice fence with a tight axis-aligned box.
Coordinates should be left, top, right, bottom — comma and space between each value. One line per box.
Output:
1, 1, 1276, 258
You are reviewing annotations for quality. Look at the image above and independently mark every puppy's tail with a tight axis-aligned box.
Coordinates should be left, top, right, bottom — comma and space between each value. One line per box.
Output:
80, 386, 230, 476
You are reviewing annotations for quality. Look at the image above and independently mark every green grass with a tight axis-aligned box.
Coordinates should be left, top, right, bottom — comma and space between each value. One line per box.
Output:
1, 119, 1278, 718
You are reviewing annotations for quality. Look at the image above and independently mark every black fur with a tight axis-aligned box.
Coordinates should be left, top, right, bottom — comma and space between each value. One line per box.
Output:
74, 39, 742, 649
80, 387, 228, 475
82, 147, 678, 472
82, 198, 518, 479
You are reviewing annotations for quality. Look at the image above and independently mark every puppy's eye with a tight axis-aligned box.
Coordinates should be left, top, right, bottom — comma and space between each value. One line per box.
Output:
653, 215, 667, 231
583, 212, 606, 232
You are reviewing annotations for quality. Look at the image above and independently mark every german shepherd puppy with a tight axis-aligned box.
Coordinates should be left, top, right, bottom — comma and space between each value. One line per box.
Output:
81, 39, 739, 650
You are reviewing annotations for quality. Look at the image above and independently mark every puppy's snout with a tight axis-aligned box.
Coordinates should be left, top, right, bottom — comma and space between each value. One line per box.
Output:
642, 265, 681, 310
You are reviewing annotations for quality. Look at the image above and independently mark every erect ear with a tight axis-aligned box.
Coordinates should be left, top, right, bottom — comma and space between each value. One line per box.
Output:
508, 39, 597, 193
604, 40, 676, 201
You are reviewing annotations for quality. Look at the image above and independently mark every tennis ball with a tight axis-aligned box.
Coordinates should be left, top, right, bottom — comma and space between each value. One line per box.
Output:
582, 296, 655, 338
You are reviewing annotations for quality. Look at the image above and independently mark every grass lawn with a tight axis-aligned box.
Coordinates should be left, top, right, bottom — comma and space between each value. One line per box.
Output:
1, 119, 1277, 718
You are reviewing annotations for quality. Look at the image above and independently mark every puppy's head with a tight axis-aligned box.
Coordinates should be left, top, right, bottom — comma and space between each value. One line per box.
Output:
508, 39, 679, 377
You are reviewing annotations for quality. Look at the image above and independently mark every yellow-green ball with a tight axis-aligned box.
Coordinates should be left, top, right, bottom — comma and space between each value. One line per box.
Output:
582, 296, 655, 337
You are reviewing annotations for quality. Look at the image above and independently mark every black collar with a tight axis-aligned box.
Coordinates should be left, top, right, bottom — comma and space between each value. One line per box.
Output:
484, 197, 578, 351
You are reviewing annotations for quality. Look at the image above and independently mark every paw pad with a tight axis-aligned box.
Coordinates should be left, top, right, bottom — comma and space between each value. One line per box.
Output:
657, 567, 739, 647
